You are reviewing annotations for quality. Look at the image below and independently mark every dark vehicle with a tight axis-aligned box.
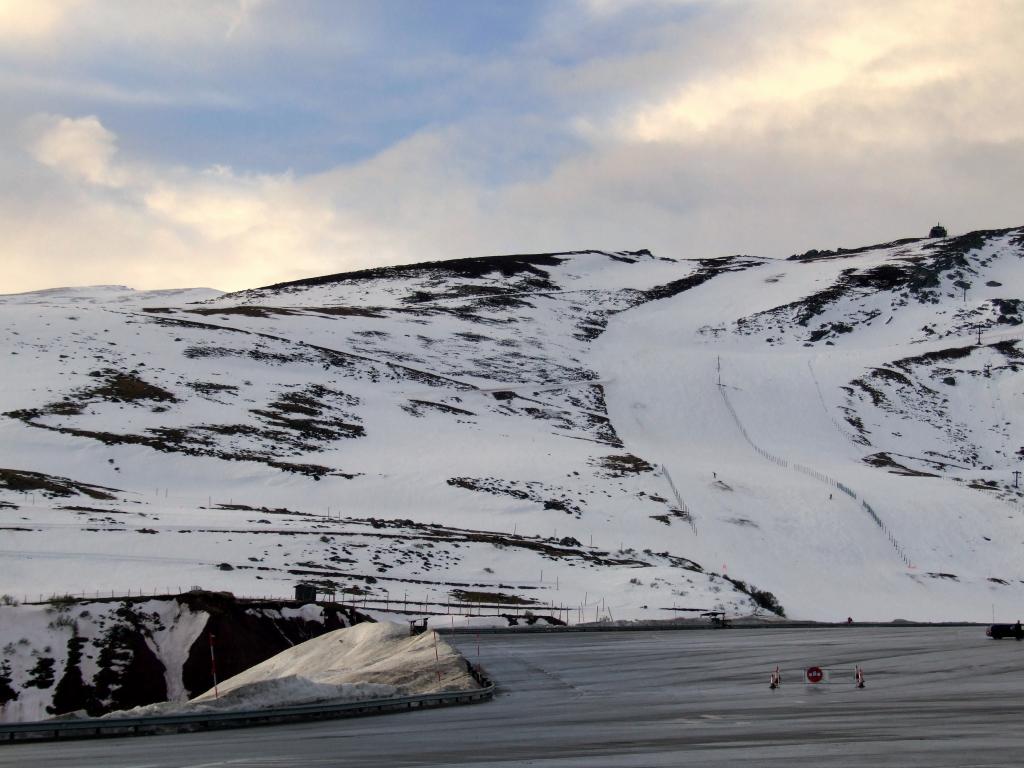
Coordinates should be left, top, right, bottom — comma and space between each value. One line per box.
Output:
987, 623, 1024, 640
702, 611, 730, 628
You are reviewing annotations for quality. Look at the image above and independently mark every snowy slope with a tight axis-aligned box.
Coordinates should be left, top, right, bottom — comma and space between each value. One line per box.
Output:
0, 253, 762, 630
1, 231, 1022, 623
596, 227, 1024, 621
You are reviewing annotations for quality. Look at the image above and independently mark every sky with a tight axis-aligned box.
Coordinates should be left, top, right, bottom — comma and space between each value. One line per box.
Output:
2, 0, 1022, 294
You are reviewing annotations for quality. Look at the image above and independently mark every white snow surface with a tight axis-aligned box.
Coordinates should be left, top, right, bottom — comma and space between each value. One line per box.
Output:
2, 233, 1023, 623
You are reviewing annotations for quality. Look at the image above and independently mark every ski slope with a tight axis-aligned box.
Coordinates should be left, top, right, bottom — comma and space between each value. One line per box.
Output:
597, 228, 1024, 620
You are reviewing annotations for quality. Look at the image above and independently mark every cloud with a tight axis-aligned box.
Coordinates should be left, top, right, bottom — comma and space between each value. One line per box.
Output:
0, 0, 267, 51
2, 2, 1023, 296
28, 114, 122, 186
608, 1, 1024, 148
0, 0, 361, 66
0, 0, 79, 46
5, 114, 379, 292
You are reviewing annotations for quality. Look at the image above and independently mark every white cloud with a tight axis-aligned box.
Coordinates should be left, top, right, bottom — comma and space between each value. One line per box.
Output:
2, 2, 1024, 295
0, 0, 265, 50
28, 114, 122, 186
7, 114, 385, 292
0, 0, 79, 46
611, 1, 1024, 147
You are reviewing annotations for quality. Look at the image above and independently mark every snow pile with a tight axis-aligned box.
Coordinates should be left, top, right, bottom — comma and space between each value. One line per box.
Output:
109, 621, 477, 717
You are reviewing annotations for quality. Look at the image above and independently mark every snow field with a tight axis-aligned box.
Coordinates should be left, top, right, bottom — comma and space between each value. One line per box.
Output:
2, 234, 1022, 625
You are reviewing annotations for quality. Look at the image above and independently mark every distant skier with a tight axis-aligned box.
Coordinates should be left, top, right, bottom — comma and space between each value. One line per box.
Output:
1014, 620, 1022, 641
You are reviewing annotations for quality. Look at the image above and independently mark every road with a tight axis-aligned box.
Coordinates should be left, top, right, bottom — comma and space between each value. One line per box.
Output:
6, 627, 1024, 767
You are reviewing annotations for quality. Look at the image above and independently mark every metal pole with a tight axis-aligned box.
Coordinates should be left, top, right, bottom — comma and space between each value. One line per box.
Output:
433, 632, 442, 684
209, 633, 219, 699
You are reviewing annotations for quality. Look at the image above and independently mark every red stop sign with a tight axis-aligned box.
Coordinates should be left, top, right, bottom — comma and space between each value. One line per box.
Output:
806, 666, 824, 683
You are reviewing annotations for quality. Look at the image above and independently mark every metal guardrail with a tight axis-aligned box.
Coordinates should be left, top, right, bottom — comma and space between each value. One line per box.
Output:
441, 621, 986, 636
0, 683, 494, 744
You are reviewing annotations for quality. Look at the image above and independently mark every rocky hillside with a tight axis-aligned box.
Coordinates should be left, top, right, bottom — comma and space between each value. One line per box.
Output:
0, 591, 365, 722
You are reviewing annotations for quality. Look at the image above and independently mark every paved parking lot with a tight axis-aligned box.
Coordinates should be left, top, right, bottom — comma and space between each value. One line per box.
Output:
6, 626, 1024, 767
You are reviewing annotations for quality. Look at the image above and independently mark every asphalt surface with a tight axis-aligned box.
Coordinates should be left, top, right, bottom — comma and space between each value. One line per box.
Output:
6, 626, 1024, 767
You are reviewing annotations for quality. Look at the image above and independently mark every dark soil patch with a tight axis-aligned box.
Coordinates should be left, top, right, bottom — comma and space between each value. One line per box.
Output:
403, 399, 476, 417
0, 468, 119, 500
449, 589, 537, 605
188, 382, 239, 395
214, 503, 305, 515
266, 462, 360, 479
88, 371, 177, 403
641, 257, 754, 303
895, 346, 974, 369
186, 306, 300, 319
446, 477, 583, 517
594, 454, 655, 476
863, 453, 940, 477
21, 371, 179, 419
870, 367, 913, 386
255, 252, 577, 293
306, 306, 386, 318
787, 237, 924, 262
849, 378, 887, 407
995, 340, 1023, 359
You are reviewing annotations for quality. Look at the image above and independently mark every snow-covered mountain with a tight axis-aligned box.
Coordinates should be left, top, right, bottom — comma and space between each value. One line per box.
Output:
2, 228, 1022, 623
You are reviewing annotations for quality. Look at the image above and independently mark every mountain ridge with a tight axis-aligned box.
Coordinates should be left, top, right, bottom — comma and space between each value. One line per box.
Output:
1, 226, 1021, 635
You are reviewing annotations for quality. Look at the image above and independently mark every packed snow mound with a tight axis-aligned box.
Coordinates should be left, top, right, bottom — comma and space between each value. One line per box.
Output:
108, 621, 477, 717
193, 621, 477, 702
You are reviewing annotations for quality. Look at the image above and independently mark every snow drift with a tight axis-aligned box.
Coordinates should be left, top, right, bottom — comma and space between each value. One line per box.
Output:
113, 621, 477, 716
